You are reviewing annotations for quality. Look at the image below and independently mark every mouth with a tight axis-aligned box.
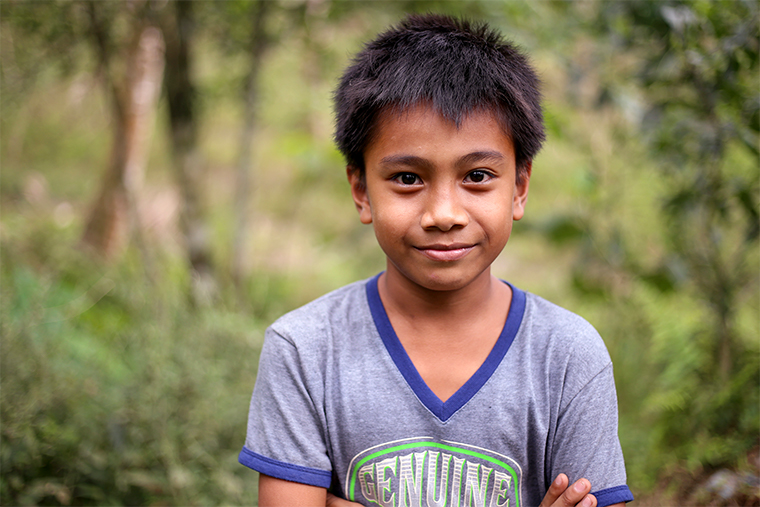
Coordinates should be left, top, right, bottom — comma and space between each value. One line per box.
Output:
415, 243, 475, 262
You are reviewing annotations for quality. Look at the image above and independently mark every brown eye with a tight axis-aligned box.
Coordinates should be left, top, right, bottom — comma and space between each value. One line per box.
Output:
465, 170, 492, 183
396, 173, 420, 185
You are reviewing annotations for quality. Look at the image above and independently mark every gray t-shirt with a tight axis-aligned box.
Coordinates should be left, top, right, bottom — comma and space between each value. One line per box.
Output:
240, 275, 633, 507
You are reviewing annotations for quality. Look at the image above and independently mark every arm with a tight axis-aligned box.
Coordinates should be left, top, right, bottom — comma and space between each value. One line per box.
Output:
258, 475, 366, 507
326, 492, 363, 507
259, 474, 327, 507
548, 360, 633, 506
242, 330, 334, 500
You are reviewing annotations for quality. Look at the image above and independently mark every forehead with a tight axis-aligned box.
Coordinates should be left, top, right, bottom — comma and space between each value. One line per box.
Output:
365, 105, 515, 165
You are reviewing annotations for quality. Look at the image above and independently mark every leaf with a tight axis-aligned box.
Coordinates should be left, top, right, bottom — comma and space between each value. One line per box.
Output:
542, 215, 586, 245
736, 185, 760, 242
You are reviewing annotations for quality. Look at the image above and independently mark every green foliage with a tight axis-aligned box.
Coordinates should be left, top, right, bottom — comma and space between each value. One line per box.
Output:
2, 2, 759, 505
0, 1, 89, 93
1, 219, 263, 505
550, 0, 760, 492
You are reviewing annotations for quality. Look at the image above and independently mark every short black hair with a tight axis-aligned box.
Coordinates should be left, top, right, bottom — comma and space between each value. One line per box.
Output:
333, 13, 545, 183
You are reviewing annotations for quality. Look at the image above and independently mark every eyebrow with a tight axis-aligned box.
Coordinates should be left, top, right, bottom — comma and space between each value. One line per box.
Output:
379, 150, 505, 169
457, 150, 505, 167
379, 154, 434, 170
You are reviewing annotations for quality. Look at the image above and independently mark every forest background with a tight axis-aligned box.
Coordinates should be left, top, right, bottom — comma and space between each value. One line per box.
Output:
1, 1, 758, 506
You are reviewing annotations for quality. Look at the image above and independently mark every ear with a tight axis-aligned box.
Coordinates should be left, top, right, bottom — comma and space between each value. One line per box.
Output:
512, 162, 531, 221
347, 166, 372, 224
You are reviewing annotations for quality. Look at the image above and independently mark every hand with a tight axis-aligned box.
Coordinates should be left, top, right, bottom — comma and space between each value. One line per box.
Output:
326, 492, 363, 507
539, 474, 597, 507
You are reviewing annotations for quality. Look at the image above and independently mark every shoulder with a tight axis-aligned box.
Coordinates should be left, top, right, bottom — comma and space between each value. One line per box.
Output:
267, 277, 372, 348
517, 290, 612, 396
521, 291, 610, 360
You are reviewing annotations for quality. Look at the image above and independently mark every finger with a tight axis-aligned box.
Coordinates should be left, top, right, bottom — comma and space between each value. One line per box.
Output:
557, 478, 592, 507
538, 474, 569, 507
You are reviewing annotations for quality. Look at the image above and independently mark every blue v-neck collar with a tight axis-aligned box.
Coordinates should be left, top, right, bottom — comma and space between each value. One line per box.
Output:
366, 273, 526, 422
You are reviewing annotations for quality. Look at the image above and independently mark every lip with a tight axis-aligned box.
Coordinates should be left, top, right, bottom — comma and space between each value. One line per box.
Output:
415, 243, 475, 262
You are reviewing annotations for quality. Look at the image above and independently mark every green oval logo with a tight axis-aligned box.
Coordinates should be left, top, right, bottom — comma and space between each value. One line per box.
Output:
346, 437, 522, 507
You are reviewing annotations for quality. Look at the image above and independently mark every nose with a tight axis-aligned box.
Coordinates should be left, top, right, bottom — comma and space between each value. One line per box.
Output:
420, 184, 469, 231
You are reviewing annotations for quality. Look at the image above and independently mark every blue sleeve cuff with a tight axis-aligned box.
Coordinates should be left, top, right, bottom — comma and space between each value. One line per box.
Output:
592, 485, 634, 506
238, 447, 333, 488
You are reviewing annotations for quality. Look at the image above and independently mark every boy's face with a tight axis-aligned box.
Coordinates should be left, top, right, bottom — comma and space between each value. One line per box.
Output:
349, 105, 530, 293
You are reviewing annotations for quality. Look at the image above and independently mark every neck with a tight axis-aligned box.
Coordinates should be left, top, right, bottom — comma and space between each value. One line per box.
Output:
378, 264, 509, 321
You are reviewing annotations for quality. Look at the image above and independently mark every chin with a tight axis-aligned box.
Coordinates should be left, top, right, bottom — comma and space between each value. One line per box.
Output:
413, 271, 483, 292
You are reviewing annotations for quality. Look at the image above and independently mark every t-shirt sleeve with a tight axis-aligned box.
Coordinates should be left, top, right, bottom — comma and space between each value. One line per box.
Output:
549, 362, 634, 506
238, 327, 333, 488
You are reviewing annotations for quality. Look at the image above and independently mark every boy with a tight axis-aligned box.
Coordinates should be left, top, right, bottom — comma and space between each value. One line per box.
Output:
240, 14, 633, 507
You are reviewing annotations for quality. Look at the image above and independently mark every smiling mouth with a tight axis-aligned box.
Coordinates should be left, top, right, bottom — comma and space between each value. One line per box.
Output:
415, 244, 475, 262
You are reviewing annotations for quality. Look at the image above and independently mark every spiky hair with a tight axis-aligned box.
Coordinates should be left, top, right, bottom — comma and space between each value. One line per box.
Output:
333, 13, 545, 182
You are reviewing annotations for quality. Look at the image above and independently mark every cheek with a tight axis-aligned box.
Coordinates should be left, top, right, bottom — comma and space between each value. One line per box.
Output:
475, 199, 512, 230
372, 215, 405, 246
369, 205, 400, 239
370, 195, 415, 227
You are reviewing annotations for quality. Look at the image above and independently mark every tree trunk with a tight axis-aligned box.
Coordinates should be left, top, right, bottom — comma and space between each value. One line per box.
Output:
231, 0, 270, 285
81, 4, 164, 261
162, 1, 216, 305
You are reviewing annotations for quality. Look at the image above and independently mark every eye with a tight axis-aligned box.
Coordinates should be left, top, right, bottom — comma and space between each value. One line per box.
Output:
393, 172, 422, 185
465, 170, 494, 183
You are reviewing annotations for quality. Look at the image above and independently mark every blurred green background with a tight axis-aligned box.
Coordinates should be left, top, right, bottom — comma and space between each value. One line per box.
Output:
1, 1, 758, 505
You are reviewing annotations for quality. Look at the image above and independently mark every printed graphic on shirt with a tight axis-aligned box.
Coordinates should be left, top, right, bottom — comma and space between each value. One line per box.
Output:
345, 437, 522, 507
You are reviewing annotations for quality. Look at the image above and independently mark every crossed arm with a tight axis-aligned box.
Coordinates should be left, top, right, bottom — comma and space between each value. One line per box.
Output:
258, 473, 625, 507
